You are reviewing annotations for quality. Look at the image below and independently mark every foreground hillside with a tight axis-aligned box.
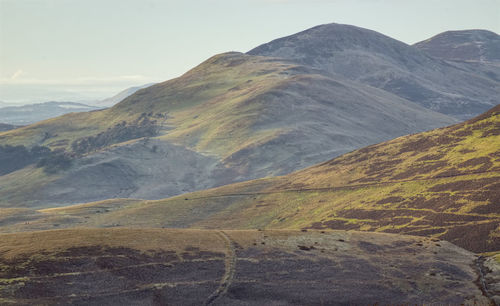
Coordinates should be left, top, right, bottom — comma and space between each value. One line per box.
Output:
16, 105, 499, 253
0, 52, 455, 208
0, 228, 495, 305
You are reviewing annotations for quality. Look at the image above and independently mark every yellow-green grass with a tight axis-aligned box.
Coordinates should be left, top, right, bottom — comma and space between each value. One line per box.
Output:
0, 53, 303, 207
0, 228, 228, 260
0, 53, 299, 160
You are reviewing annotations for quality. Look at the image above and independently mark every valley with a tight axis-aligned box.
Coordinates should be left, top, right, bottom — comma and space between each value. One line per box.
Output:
0, 22, 499, 305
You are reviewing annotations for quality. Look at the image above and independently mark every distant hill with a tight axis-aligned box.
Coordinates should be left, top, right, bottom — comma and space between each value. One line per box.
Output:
414, 30, 500, 63
32, 104, 499, 253
248, 23, 499, 120
93, 83, 155, 107
0, 101, 100, 125
0, 123, 20, 132
0, 84, 154, 125
0, 52, 456, 208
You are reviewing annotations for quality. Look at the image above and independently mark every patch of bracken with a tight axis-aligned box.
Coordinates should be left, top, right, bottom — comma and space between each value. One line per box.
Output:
451, 128, 473, 137
415, 152, 447, 161
465, 182, 500, 202
481, 126, 500, 137
404, 194, 464, 211
376, 196, 405, 205
469, 203, 500, 215
399, 227, 447, 236
457, 157, 492, 169
441, 222, 500, 253
364, 159, 403, 176
458, 148, 475, 154
429, 178, 499, 192
391, 161, 448, 180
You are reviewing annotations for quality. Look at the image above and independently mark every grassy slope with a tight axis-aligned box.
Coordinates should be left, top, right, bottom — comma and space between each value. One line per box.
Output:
0, 228, 490, 304
33, 105, 500, 253
0, 53, 303, 205
0, 53, 291, 153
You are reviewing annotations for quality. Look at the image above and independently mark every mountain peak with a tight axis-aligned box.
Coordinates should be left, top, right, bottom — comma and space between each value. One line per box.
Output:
414, 29, 500, 62
248, 23, 412, 58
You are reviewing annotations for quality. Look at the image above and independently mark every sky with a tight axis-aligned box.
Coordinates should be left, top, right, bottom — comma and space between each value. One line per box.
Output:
1, 0, 499, 105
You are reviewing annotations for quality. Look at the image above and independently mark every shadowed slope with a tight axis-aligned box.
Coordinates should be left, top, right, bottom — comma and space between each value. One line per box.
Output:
248, 23, 500, 119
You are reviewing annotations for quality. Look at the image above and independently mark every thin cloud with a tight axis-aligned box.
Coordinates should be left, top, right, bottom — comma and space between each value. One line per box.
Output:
10, 69, 23, 79
0, 75, 157, 86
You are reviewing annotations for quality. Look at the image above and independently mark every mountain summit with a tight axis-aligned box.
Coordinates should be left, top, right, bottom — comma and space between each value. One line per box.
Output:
249, 23, 499, 119
414, 29, 500, 63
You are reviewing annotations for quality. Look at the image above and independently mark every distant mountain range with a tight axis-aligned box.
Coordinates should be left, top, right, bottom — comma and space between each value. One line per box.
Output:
93, 83, 155, 107
0, 102, 101, 126
0, 123, 20, 132
0, 24, 498, 209
0, 84, 154, 126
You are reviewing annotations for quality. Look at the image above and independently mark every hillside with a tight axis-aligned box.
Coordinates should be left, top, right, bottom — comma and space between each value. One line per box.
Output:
0, 228, 495, 305
248, 23, 500, 120
21, 105, 499, 253
0, 52, 455, 208
414, 29, 500, 63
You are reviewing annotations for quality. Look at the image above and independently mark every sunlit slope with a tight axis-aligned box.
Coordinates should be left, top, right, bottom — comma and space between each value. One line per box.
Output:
0, 228, 492, 305
0, 53, 292, 151
36, 105, 499, 252
0, 53, 456, 207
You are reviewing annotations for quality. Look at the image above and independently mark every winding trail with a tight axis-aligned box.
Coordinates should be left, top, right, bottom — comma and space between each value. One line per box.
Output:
205, 231, 237, 306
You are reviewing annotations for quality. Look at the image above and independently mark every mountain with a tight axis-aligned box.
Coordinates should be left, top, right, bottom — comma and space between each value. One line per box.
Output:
0, 101, 100, 125
26, 105, 499, 253
0, 52, 456, 208
0, 228, 494, 304
94, 83, 155, 107
248, 23, 500, 120
414, 30, 500, 63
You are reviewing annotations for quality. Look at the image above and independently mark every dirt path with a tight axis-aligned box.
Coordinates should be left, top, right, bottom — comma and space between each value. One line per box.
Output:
186, 170, 500, 201
205, 231, 236, 305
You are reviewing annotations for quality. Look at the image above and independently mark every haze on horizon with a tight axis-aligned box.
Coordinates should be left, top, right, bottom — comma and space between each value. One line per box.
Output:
1, 0, 499, 105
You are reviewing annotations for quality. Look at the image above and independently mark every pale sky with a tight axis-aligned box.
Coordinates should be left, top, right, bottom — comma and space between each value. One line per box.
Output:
1, 0, 499, 105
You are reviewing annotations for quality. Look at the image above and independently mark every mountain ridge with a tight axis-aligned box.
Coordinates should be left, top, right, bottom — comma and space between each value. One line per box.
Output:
0, 52, 456, 208
248, 23, 499, 119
